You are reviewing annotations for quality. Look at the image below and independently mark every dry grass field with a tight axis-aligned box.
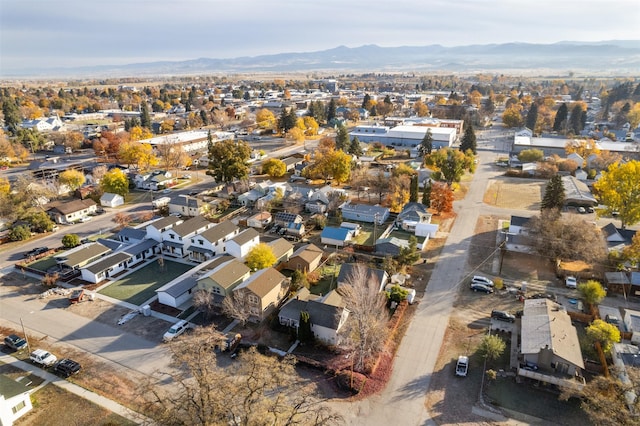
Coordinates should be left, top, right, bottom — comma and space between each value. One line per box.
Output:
483, 178, 545, 211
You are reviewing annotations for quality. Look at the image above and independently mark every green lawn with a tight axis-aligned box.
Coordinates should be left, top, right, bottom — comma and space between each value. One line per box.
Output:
99, 260, 193, 305
310, 264, 341, 296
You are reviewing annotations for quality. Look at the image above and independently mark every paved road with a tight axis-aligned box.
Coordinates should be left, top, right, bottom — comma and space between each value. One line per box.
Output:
0, 281, 171, 376
332, 150, 503, 425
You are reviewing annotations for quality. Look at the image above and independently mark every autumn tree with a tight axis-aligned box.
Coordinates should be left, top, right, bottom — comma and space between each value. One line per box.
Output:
586, 319, 621, 353
540, 175, 565, 212
478, 334, 506, 362
192, 289, 216, 319
256, 108, 276, 130
518, 148, 544, 163
338, 264, 390, 372
565, 139, 599, 159
207, 139, 252, 183
261, 158, 286, 178
139, 326, 340, 426
622, 233, 640, 268
305, 147, 352, 184
430, 182, 453, 214
155, 140, 188, 173
502, 106, 523, 128
424, 148, 469, 184
593, 160, 640, 227
101, 168, 129, 196
386, 175, 411, 213
528, 211, 606, 263
245, 243, 277, 271
459, 124, 477, 154
578, 280, 606, 306
58, 169, 86, 192
222, 290, 252, 325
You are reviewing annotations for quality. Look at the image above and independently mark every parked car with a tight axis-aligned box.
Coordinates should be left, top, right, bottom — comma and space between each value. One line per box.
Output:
605, 314, 620, 326
80, 216, 92, 223
30, 349, 57, 367
587, 206, 595, 213
523, 361, 539, 371
24, 247, 49, 258
471, 283, 494, 294
565, 276, 578, 289
471, 275, 494, 287
491, 310, 516, 323
53, 358, 82, 378
4, 334, 27, 351
163, 320, 190, 342
455, 356, 469, 377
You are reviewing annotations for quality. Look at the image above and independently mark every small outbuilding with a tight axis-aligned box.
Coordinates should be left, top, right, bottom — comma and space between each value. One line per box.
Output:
100, 192, 124, 208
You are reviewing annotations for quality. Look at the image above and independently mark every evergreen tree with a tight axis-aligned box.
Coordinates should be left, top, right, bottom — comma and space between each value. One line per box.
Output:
362, 93, 371, 109
459, 124, 477, 154
422, 181, 431, 207
553, 103, 568, 132
409, 174, 419, 203
336, 124, 350, 151
326, 99, 336, 122
541, 175, 565, 212
525, 104, 538, 132
348, 136, 363, 156
298, 311, 313, 342
200, 109, 209, 125
1, 96, 21, 135
418, 129, 433, 157
140, 102, 151, 129
383, 95, 392, 105
569, 104, 585, 134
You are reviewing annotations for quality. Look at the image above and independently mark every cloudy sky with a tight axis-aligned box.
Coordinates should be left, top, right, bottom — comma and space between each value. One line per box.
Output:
1, 0, 638, 73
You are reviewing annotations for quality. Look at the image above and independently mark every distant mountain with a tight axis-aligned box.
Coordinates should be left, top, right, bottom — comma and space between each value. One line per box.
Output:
8, 41, 640, 78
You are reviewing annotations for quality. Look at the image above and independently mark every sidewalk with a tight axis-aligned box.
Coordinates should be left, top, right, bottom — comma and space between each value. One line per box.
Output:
0, 353, 152, 425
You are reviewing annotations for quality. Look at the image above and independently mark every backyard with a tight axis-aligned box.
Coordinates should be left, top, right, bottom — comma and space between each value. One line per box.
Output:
99, 260, 192, 305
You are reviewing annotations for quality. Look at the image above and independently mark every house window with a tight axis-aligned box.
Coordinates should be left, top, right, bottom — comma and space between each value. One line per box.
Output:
248, 295, 259, 305
170, 234, 175, 239
212, 287, 221, 294
12, 400, 26, 414
198, 239, 203, 245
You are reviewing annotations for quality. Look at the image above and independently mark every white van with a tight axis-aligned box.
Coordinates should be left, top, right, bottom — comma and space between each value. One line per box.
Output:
163, 320, 190, 342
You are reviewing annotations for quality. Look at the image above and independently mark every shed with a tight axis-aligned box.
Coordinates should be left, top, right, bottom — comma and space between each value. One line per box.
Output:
100, 192, 124, 208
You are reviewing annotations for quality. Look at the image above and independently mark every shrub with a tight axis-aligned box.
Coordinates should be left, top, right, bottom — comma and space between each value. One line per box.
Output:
62, 234, 81, 248
336, 370, 367, 394
494, 278, 504, 290
9, 225, 31, 241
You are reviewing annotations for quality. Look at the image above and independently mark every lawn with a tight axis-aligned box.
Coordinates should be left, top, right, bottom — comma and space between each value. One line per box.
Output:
99, 260, 192, 305
310, 263, 341, 295
26, 256, 57, 273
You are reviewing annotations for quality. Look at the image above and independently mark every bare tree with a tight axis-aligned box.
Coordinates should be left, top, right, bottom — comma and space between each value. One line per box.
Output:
91, 165, 108, 183
222, 291, 252, 325
139, 326, 341, 426
338, 264, 389, 372
192, 288, 216, 319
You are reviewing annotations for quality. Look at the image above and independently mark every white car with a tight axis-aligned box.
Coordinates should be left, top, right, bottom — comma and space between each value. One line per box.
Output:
565, 276, 578, 289
80, 216, 92, 223
30, 349, 57, 367
455, 356, 469, 377
471, 275, 494, 287
163, 320, 190, 342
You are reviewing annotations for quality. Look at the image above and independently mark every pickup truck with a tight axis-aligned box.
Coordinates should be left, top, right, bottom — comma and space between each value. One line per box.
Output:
455, 355, 469, 377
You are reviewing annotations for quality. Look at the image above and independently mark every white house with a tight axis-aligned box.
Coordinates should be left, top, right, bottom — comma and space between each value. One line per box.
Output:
81, 252, 132, 283
156, 256, 226, 308
161, 216, 216, 258
188, 220, 240, 262
623, 309, 640, 345
100, 192, 124, 208
247, 211, 272, 229
145, 216, 183, 242
0, 375, 33, 426
226, 228, 260, 260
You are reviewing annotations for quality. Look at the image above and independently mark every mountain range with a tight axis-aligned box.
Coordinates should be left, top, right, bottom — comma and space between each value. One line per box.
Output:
9, 41, 640, 78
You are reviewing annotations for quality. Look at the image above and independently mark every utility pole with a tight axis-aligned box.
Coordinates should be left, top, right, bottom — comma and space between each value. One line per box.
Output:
20, 317, 31, 353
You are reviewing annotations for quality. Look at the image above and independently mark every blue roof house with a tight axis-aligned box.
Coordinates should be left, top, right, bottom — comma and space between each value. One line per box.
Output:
321, 226, 355, 247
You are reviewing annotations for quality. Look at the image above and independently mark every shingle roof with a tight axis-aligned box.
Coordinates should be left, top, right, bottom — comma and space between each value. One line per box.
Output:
200, 220, 239, 243
231, 228, 259, 246
123, 239, 159, 256
148, 216, 182, 231
307, 298, 343, 330
290, 244, 324, 264
237, 267, 286, 298
171, 215, 214, 237
117, 227, 147, 241
268, 238, 294, 260
57, 242, 111, 268
47, 199, 96, 215
84, 252, 132, 274
202, 259, 250, 290
337, 263, 387, 288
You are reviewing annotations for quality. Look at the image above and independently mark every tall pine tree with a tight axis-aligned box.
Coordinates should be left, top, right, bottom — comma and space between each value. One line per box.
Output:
422, 181, 431, 207
541, 175, 565, 212
336, 124, 350, 151
140, 102, 151, 129
525, 104, 538, 133
459, 124, 477, 154
418, 129, 433, 157
553, 103, 568, 132
410, 174, 419, 203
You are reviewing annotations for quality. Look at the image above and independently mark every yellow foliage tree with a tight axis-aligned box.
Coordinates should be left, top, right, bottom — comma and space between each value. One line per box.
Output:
565, 139, 600, 159
58, 169, 86, 192
129, 126, 153, 141
627, 103, 640, 129
256, 108, 276, 129
594, 160, 640, 227
246, 243, 277, 271
286, 127, 305, 143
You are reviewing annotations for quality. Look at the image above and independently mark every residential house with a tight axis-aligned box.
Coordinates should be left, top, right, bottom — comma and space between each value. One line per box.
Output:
46, 199, 97, 224
226, 228, 260, 260
233, 268, 289, 322
611, 343, 640, 411
286, 244, 324, 273
604, 271, 632, 296
273, 212, 303, 227
305, 185, 345, 214
281, 156, 304, 173
161, 216, 216, 258
100, 192, 124, 208
321, 226, 355, 247
168, 195, 204, 217
55, 242, 112, 271
247, 211, 272, 229
337, 263, 389, 292
340, 202, 389, 224
196, 258, 251, 305
284, 222, 306, 237
267, 238, 294, 265
375, 237, 410, 256
562, 175, 597, 207
519, 298, 585, 391
623, 308, 640, 345
0, 375, 33, 426
116, 227, 147, 244
567, 152, 584, 169
602, 223, 637, 253
145, 216, 183, 242
278, 288, 349, 345
22, 115, 64, 132
396, 202, 431, 232
134, 170, 175, 191
122, 238, 159, 266
187, 220, 240, 262
156, 256, 229, 309
80, 252, 132, 283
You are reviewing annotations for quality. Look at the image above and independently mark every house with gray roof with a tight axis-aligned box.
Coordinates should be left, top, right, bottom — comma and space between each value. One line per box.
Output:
337, 263, 389, 292
561, 175, 597, 206
268, 238, 294, 265
168, 195, 204, 217
161, 215, 216, 258
46, 199, 97, 224
116, 227, 147, 244
341, 202, 389, 224
188, 220, 240, 262
55, 242, 111, 271
80, 252, 132, 283
278, 288, 349, 345
226, 228, 260, 260
0, 374, 33, 425
519, 298, 585, 392
396, 202, 431, 232
146, 216, 183, 241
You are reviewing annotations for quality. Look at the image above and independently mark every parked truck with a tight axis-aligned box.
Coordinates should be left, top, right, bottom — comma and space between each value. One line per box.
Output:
152, 196, 171, 209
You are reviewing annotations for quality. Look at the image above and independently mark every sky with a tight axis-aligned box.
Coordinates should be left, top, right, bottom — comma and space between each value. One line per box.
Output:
1, 0, 639, 74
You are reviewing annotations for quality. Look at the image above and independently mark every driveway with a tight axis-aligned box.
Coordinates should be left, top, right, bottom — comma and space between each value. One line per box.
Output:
330, 150, 504, 425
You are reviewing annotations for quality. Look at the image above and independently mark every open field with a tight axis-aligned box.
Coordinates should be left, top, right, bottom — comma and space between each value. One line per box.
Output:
483, 177, 545, 210
99, 260, 192, 305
